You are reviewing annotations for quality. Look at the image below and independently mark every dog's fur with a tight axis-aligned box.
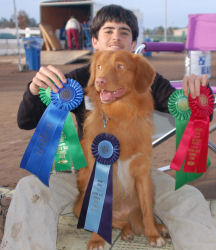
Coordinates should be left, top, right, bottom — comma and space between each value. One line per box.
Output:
73, 50, 168, 249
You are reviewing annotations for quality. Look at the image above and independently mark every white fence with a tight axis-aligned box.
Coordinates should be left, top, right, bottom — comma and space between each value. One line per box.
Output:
0, 27, 40, 37
0, 39, 25, 55
0, 27, 40, 56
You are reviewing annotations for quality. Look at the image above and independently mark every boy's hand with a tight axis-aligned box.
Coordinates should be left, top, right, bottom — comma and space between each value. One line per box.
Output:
182, 74, 208, 99
29, 65, 67, 95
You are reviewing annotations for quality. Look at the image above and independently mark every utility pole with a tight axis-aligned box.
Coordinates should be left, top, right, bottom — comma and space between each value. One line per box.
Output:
164, 0, 167, 41
13, 0, 23, 71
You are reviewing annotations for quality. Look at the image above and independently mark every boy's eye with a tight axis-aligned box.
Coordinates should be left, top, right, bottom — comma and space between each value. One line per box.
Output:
97, 65, 102, 70
121, 31, 129, 36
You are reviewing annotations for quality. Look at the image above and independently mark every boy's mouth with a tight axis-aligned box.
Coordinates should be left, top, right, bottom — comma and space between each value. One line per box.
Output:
108, 43, 123, 50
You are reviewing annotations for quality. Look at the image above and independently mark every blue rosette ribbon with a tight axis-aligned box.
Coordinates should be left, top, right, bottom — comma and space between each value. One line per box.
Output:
77, 133, 120, 244
20, 79, 85, 186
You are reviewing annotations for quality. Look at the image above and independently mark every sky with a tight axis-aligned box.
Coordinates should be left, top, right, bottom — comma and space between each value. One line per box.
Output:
0, 0, 215, 29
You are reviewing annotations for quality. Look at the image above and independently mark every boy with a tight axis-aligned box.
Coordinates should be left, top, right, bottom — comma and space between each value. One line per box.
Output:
1, 5, 216, 250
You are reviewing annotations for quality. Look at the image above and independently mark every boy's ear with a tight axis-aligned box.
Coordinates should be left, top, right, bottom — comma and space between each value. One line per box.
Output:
133, 54, 156, 93
131, 40, 137, 52
92, 37, 99, 50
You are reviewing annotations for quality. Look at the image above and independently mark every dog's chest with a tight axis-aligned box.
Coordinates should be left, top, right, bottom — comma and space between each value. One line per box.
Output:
114, 155, 138, 196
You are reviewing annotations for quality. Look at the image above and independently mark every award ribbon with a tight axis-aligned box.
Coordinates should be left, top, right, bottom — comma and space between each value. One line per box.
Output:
20, 79, 86, 186
168, 89, 210, 189
77, 133, 120, 244
169, 87, 214, 183
39, 82, 86, 172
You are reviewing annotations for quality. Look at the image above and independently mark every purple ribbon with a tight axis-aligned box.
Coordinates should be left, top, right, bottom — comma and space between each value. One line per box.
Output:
77, 133, 120, 244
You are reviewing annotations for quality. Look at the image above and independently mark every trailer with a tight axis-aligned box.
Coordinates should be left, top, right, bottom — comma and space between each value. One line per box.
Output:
40, 0, 93, 32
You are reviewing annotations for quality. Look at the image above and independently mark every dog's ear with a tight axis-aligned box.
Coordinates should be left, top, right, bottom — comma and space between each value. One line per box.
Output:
88, 51, 102, 87
133, 54, 156, 93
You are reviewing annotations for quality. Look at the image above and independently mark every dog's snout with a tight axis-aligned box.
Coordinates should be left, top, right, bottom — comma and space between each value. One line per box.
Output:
95, 77, 106, 87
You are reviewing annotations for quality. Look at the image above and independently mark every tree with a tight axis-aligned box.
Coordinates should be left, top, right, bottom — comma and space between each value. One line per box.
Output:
167, 27, 174, 36
0, 18, 9, 28
28, 18, 37, 27
10, 10, 38, 28
17, 10, 29, 29
144, 29, 151, 35
156, 26, 164, 35
9, 18, 15, 28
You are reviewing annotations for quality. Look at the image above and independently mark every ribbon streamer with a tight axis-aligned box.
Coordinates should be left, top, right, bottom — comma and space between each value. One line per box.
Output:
20, 79, 86, 186
77, 133, 120, 244
169, 87, 214, 188
39, 84, 86, 171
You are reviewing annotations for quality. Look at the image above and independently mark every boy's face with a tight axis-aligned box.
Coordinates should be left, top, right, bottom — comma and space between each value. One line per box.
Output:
92, 21, 136, 52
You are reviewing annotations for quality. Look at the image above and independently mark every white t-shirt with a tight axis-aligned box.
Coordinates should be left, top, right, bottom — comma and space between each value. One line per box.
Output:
65, 17, 80, 32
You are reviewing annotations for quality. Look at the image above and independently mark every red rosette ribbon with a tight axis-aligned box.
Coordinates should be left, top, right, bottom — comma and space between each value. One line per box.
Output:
170, 86, 214, 173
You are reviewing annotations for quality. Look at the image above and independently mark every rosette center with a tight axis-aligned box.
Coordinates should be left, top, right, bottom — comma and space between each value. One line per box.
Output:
98, 140, 113, 159
59, 87, 75, 102
198, 94, 208, 107
177, 96, 189, 112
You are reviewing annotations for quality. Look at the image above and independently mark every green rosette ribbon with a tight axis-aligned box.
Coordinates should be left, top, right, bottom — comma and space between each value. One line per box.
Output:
39, 85, 86, 172
39, 87, 51, 106
168, 89, 210, 190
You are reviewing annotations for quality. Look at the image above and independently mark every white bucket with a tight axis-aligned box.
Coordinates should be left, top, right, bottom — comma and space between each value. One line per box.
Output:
185, 51, 211, 78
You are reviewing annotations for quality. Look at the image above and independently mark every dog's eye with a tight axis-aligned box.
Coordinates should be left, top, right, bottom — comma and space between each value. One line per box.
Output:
116, 63, 124, 70
97, 65, 102, 70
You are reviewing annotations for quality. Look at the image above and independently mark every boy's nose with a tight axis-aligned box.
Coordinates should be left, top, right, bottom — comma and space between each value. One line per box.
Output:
95, 77, 106, 88
112, 31, 120, 40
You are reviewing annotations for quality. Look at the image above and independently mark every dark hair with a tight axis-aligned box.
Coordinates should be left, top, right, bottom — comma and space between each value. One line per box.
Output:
90, 4, 139, 41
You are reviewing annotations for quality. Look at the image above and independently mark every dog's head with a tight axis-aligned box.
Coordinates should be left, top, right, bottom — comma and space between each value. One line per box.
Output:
87, 50, 155, 104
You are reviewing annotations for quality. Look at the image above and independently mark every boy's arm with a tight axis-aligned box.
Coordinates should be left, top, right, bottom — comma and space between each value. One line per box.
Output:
151, 73, 175, 113
17, 82, 47, 130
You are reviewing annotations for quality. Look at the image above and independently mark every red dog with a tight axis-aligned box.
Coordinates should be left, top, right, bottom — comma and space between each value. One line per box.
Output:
74, 50, 168, 249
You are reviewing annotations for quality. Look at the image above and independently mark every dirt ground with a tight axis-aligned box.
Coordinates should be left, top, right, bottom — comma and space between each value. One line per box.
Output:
0, 52, 216, 189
